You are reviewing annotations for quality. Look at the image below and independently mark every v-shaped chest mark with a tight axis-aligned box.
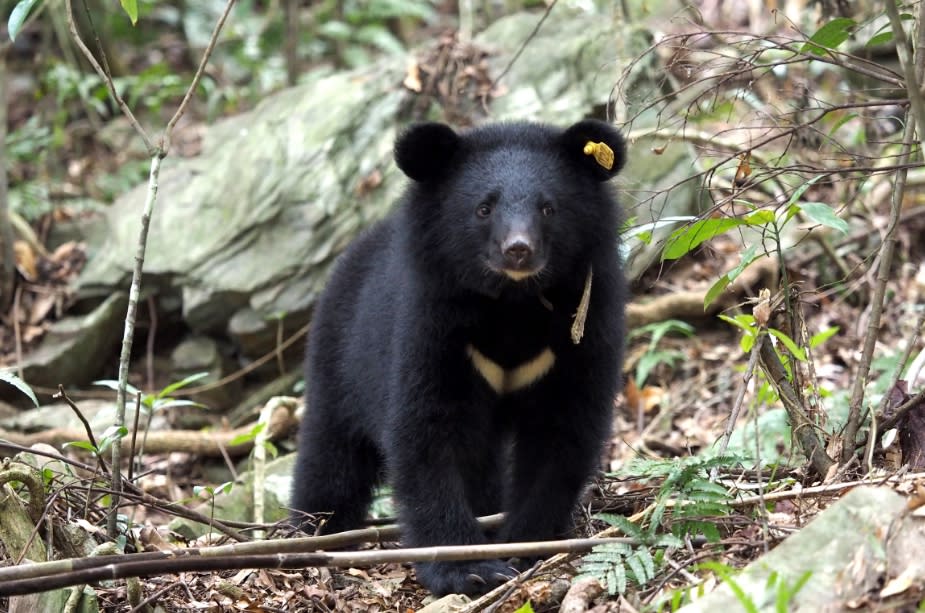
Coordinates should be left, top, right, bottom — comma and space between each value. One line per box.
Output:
466, 344, 556, 395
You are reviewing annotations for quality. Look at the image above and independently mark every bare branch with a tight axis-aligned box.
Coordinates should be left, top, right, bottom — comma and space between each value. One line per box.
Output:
63, 0, 153, 152
842, 109, 916, 464
489, 0, 558, 92
0, 536, 638, 597
163, 0, 237, 150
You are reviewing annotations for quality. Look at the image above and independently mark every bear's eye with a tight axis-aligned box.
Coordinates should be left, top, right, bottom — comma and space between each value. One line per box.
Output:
542, 204, 555, 217
476, 203, 493, 218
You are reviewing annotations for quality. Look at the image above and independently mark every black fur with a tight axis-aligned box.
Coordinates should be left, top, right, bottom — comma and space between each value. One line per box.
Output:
291, 119, 627, 596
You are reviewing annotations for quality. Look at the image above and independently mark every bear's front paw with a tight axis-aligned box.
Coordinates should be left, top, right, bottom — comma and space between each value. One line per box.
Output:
415, 560, 516, 596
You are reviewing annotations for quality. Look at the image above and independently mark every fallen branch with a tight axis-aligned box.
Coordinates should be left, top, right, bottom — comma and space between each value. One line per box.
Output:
724, 470, 925, 507
0, 399, 298, 457
0, 535, 638, 598
626, 256, 777, 328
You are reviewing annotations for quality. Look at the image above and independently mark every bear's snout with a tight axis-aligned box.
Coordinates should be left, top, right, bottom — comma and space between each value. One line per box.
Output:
502, 236, 533, 267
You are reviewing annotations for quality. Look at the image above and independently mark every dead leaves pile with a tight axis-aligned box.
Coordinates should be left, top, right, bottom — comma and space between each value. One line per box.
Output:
1, 240, 86, 365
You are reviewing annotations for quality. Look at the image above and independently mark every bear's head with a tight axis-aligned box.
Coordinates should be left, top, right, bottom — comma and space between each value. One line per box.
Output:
394, 120, 625, 297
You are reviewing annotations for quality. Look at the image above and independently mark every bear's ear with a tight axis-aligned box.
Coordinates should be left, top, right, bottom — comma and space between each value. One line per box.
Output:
394, 122, 461, 182
560, 119, 626, 181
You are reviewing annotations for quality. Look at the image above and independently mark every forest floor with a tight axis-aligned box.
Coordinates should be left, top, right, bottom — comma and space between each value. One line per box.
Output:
5, 220, 925, 611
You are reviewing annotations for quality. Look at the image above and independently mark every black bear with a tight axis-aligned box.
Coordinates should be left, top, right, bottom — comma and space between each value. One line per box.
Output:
291, 119, 627, 596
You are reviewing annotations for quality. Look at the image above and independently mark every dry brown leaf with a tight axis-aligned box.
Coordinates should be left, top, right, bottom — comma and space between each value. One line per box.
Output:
355, 169, 383, 197
753, 288, 771, 327
138, 526, 179, 552
906, 482, 925, 511
880, 567, 916, 598
403, 59, 422, 92
28, 292, 57, 325
13, 240, 37, 281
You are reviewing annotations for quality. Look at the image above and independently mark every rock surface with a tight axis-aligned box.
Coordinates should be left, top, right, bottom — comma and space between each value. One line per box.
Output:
679, 486, 924, 611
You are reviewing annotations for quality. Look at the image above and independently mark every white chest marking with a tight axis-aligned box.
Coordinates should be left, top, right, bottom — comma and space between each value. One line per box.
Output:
466, 345, 556, 394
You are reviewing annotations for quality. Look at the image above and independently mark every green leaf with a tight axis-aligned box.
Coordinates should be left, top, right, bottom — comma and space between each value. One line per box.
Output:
625, 552, 647, 583
158, 372, 210, 397
704, 244, 761, 309
150, 399, 207, 411
865, 13, 914, 48
193, 485, 211, 497
704, 276, 731, 311
769, 328, 807, 362
865, 30, 893, 48
636, 546, 656, 579
8, 0, 40, 42
318, 20, 352, 40
612, 562, 627, 595
594, 513, 644, 538
800, 18, 856, 55
718, 314, 756, 336
63, 441, 98, 453
93, 379, 142, 397
513, 602, 536, 613
120, 0, 138, 25
798, 201, 849, 234
744, 210, 776, 226
355, 24, 405, 55
810, 326, 839, 348
229, 423, 269, 448
635, 350, 683, 386
785, 175, 824, 208
662, 218, 744, 260
0, 369, 39, 407
97, 425, 129, 453
827, 112, 857, 137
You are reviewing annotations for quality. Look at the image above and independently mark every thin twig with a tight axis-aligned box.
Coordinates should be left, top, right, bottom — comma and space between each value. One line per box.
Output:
877, 388, 925, 434
725, 470, 925, 507
63, 0, 153, 152
162, 0, 237, 149
885, 1, 925, 138
128, 389, 142, 483
841, 1, 925, 464
489, 0, 558, 91
0, 52, 12, 314
12, 285, 23, 378
713, 329, 765, 474
145, 295, 157, 392
0, 441, 250, 541
108, 154, 163, 537
52, 385, 101, 456
842, 108, 916, 464
30, 321, 309, 400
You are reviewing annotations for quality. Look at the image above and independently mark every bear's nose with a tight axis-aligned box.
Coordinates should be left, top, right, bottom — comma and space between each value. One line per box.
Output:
503, 240, 533, 266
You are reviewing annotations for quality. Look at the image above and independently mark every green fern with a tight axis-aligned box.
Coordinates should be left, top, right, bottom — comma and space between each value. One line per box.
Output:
576, 542, 654, 596
577, 515, 681, 595
621, 454, 743, 541
578, 455, 743, 595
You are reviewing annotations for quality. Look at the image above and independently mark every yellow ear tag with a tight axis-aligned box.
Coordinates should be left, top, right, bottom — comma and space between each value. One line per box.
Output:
583, 141, 614, 171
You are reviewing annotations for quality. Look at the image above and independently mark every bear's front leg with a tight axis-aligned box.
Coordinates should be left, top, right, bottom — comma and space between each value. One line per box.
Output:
386, 397, 515, 596
502, 388, 613, 545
